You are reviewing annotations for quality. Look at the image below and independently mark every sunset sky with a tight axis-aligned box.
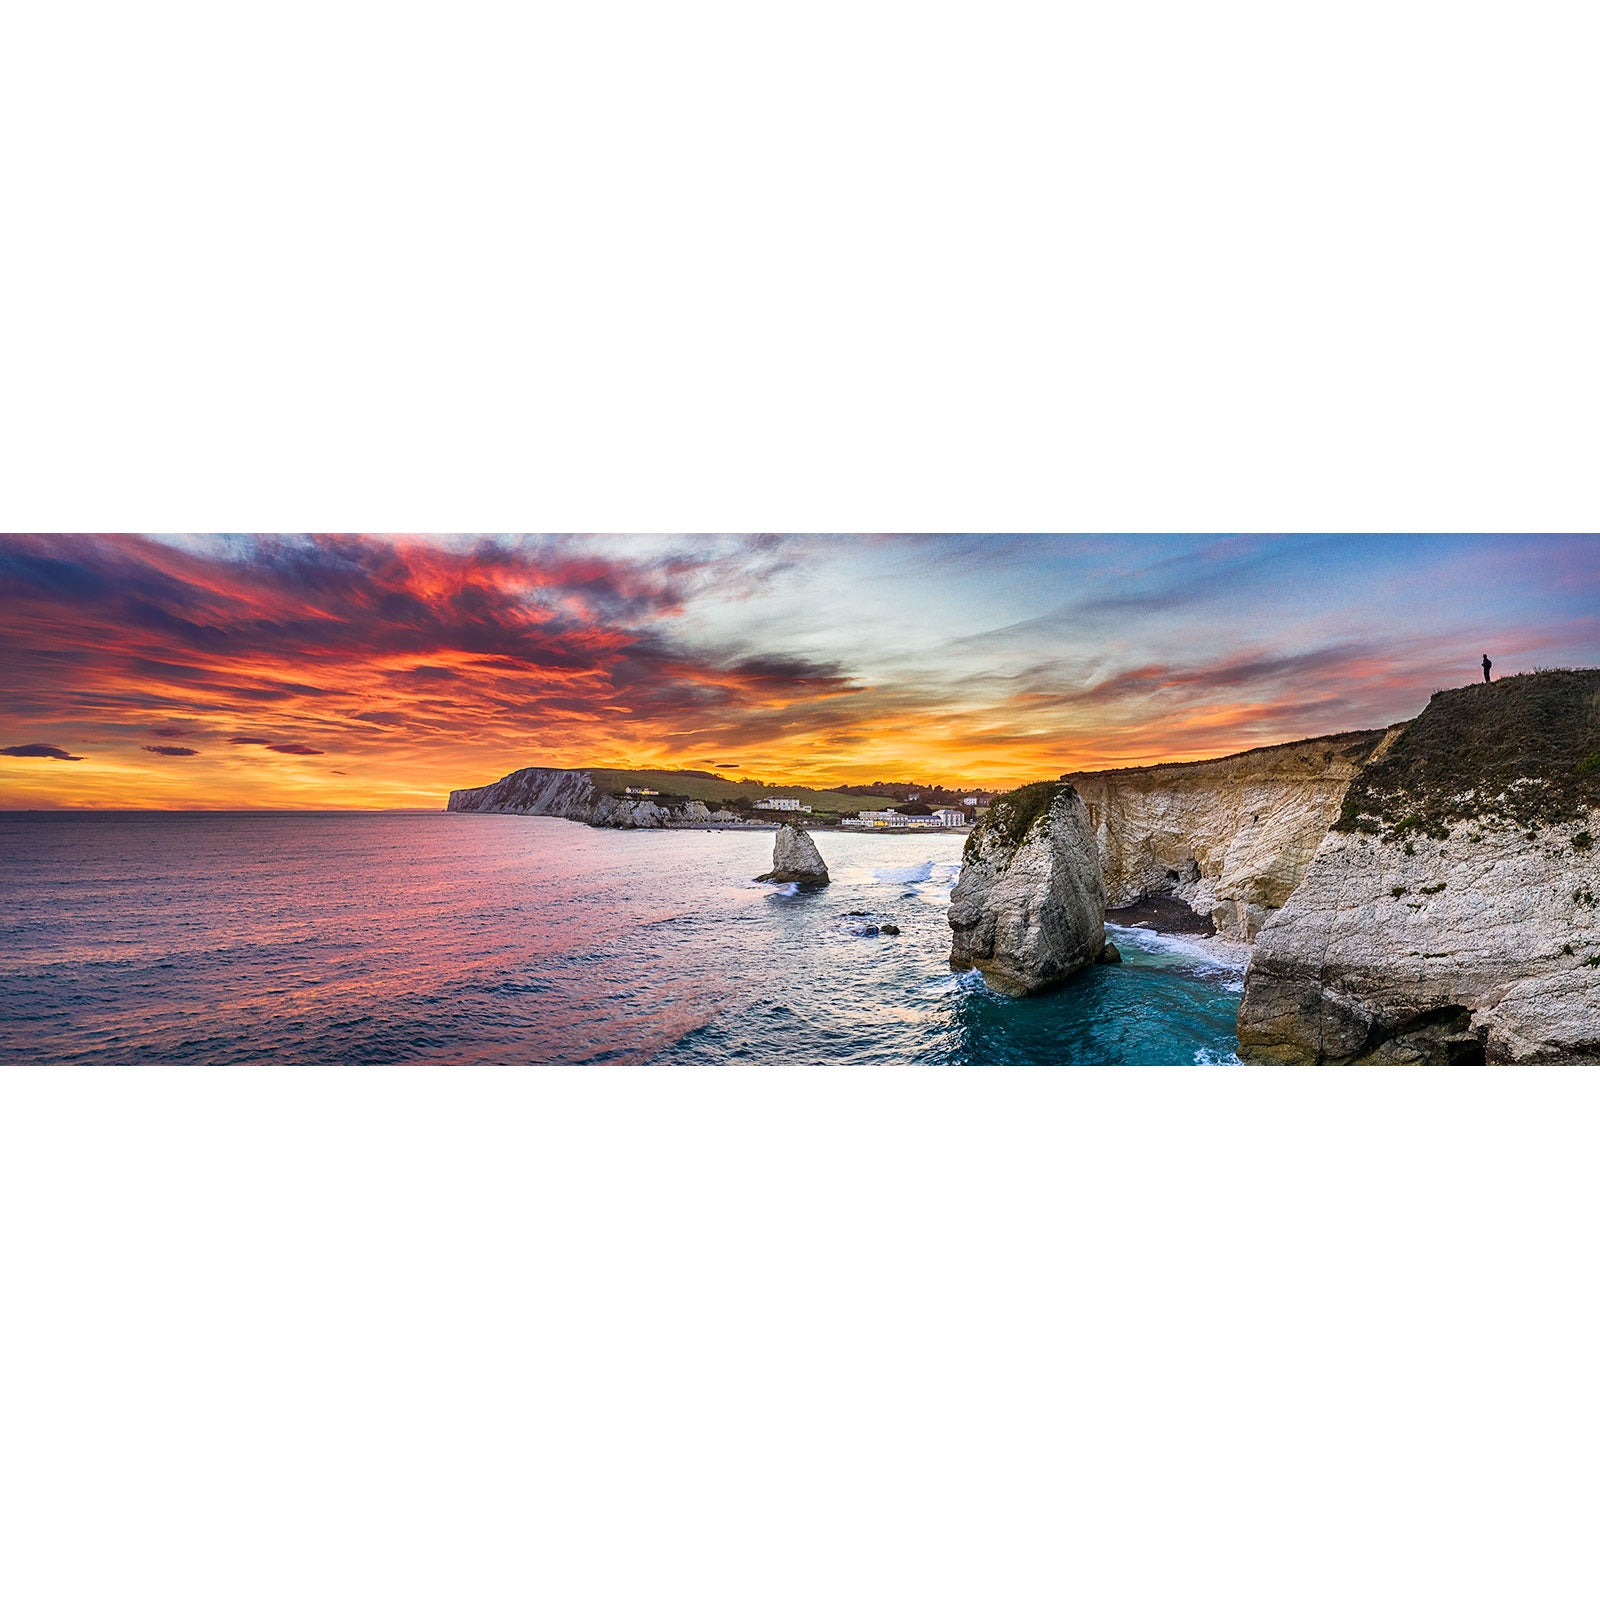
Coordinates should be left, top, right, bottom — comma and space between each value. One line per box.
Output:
2, 532, 1596, 809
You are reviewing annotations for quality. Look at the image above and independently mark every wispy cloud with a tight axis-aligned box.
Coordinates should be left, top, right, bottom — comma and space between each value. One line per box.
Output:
0, 533, 867, 804
2, 533, 1596, 805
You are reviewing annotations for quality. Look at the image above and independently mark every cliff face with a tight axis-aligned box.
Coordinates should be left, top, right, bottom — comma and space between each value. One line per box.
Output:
1238, 672, 1600, 1063
948, 782, 1106, 995
1237, 819, 1600, 1062
446, 767, 740, 828
1067, 729, 1401, 942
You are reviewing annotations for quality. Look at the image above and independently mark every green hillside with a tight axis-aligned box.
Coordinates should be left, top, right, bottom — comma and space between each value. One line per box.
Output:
585, 768, 899, 818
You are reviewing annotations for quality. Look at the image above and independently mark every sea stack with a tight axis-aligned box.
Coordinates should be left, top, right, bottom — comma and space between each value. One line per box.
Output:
948, 781, 1107, 995
757, 821, 830, 886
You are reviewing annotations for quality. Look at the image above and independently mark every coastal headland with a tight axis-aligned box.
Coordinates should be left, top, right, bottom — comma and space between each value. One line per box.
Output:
447, 671, 1600, 1063
446, 766, 970, 830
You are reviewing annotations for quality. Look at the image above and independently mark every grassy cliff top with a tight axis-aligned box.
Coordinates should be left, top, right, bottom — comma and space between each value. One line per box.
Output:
1333, 669, 1600, 838
1062, 727, 1393, 783
964, 779, 1072, 859
583, 768, 897, 816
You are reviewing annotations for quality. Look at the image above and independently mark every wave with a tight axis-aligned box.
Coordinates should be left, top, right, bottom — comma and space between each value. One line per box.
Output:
1109, 921, 1249, 974
872, 860, 938, 884
922, 968, 989, 996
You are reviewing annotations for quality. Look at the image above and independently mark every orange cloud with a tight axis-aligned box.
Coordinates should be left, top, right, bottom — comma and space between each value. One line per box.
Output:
5, 534, 1594, 806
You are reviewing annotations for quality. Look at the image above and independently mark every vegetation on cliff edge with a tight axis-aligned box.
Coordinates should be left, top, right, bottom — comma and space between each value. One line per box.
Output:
966, 780, 1068, 860
1062, 726, 1391, 781
1332, 670, 1600, 839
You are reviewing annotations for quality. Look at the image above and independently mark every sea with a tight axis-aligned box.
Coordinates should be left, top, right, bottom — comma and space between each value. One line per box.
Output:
0, 812, 1245, 1065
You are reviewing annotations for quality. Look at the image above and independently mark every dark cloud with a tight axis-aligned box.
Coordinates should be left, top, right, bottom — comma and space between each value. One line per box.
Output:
0, 535, 866, 786
715, 762, 740, 768
2, 743, 83, 760
0, 534, 850, 711
142, 745, 199, 756
231, 733, 326, 754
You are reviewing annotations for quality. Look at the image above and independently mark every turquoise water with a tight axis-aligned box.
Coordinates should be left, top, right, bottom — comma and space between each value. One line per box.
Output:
0, 812, 1243, 1064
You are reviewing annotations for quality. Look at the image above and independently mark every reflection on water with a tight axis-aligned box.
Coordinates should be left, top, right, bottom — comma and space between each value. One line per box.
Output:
0, 812, 1243, 1064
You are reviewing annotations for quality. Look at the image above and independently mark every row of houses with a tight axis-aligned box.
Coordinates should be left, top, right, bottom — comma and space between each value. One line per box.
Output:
756, 796, 812, 813
843, 808, 969, 829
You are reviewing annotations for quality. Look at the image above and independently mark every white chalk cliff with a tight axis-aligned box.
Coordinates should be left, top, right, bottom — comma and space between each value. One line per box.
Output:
1068, 730, 1402, 941
948, 672, 1599, 1061
948, 782, 1107, 995
1238, 672, 1600, 1063
447, 767, 740, 828
1237, 816, 1600, 1062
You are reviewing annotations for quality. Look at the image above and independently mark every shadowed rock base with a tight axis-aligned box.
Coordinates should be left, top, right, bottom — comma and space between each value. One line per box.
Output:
1106, 894, 1215, 936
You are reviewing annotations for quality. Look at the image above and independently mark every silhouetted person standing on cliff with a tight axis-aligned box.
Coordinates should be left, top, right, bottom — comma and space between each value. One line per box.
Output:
1482, 653, 1492, 683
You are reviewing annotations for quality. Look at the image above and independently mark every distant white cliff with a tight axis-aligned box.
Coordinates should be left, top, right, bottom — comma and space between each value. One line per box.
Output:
447, 766, 740, 828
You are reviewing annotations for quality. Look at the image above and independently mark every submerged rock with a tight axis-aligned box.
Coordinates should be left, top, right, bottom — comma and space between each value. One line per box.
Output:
948, 781, 1107, 996
1096, 940, 1122, 965
879, 924, 900, 935
756, 821, 830, 886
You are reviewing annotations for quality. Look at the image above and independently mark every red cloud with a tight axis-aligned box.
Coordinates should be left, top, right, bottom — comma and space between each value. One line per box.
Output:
0, 535, 859, 799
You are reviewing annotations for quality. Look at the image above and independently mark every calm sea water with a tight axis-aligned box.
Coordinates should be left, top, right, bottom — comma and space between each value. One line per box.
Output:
0, 812, 1243, 1064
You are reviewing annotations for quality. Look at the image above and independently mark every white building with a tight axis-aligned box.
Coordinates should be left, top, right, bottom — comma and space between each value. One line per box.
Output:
623, 785, 659, 796
846, 809, 966, 829
963, 796, 978, 806
850, 809, 908, 827
757, 796, 811, 812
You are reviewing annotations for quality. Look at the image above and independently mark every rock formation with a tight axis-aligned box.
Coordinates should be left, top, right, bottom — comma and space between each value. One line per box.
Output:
447, 766, 741, 829
1237, 671, 1600, 1062
948, 781, 1107, 995
1067, 729, 1403, 941
756, 822, 830, 886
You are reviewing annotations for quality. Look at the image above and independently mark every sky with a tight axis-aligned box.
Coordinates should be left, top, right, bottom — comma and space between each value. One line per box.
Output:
1, 532, 1596, 809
